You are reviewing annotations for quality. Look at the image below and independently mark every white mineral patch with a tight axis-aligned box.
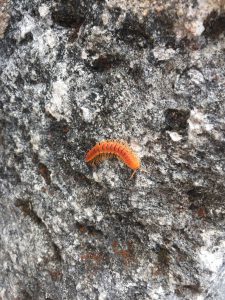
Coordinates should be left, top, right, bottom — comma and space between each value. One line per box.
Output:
81, 107, 93, 122
130, 140, 142, 154
81, 49, 88, 60
149, 285, 166, 300
84, 207, 93, 218
102, 9, 110, 26
188, 109, 213, 142
158, 216, 172, 226
35, 28, 58, 58
196, 295, 204, 300
96, 214, 103, 222
38, 4, 50, 18
106, 0, 151, 17
153, 47, 176, 61
199, 230, 225, 274
200, 247, 225, 273
93, 172, 100, 182
98, 291, 108, 300
133, 264, 152, 282
167, 131, 183, 142
13, 135, 25, 154
46, 79, 71, 122
0, 288, 6, 299
33, 183, 43, 191
30, 132, 41, 151
188, 69, 205, 86
44, 29, 56, 49
184, 19, 205, 37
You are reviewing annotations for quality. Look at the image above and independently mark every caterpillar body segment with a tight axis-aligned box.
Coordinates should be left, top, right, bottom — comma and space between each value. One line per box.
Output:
85, 140, 141, 177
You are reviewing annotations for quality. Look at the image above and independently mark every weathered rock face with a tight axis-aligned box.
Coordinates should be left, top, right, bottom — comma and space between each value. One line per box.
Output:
1, 0, 225, 299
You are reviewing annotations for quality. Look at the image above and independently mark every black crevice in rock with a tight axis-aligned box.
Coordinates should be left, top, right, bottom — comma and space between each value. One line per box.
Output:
51, 0, 97, 28
91, 54, 122, 72
38, 162, 52, 185
76, 222, 104, 237
203, 10, 225, 39
15, 199, 44, 225
19, 32, 33, 45
164, 108, 190, 131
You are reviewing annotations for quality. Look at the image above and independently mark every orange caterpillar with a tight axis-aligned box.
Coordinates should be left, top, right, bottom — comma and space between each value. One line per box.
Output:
85, 140, 141, 178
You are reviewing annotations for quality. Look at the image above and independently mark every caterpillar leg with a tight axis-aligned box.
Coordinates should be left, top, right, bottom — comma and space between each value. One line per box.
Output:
89, 153, 114, 167
129, 170, 137, 179
129, 168, 149, 179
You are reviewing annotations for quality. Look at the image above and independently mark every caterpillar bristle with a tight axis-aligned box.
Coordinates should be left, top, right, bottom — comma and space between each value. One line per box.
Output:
85, 140, 141, 179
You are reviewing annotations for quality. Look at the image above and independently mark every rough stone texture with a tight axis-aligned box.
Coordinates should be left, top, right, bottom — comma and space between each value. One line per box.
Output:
1, 0, 225, 299
0, 0, 10, 39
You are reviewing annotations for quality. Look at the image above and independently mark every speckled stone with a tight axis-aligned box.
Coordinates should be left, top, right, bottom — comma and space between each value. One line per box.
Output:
1, 0, 225, 299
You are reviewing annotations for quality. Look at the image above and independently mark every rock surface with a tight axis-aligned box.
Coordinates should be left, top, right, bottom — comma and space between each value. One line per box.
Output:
1, 0, 225, 299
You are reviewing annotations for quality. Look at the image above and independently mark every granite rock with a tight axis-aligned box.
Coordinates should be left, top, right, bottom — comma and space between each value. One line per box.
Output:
1, 0, 225, 299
